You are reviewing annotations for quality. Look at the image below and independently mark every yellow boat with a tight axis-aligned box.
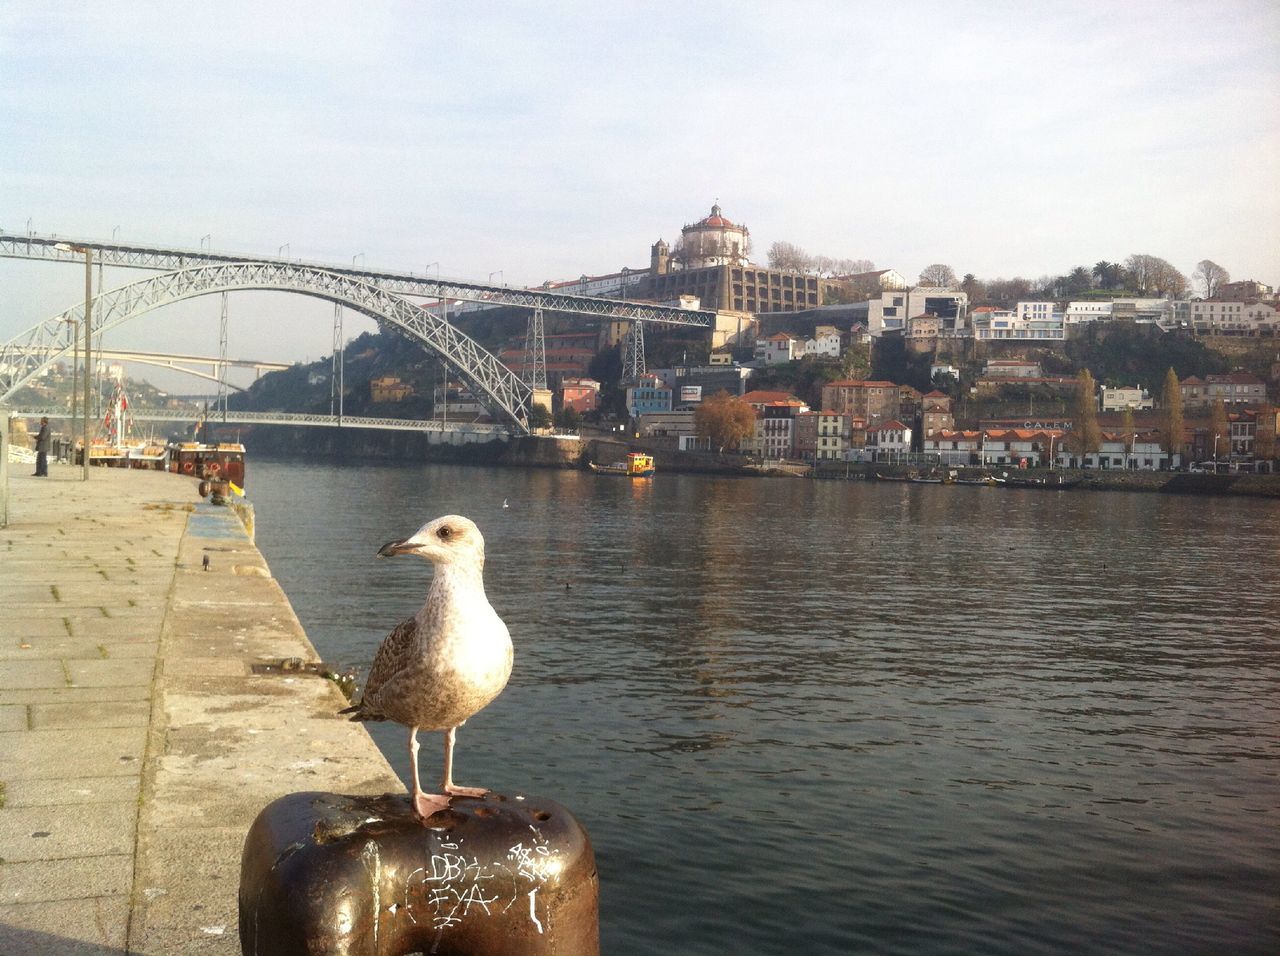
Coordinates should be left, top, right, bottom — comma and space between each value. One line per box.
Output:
589, 452, 655, 477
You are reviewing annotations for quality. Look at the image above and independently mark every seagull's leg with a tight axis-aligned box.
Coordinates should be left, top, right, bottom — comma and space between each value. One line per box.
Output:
441, 725, 486, 798
409, 725, 450, 818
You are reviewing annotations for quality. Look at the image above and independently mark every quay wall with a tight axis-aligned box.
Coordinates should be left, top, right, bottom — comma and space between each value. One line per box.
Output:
0, 466, 401, 953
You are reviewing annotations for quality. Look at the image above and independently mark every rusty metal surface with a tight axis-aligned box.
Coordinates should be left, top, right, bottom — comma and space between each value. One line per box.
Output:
239, 791, 599, 956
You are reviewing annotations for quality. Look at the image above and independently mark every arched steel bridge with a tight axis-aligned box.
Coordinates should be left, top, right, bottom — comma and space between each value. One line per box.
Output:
6, 346, 291, 391
1, 232, 718, 432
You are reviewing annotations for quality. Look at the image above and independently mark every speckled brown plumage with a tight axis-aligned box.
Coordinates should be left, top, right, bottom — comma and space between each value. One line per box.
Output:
340, 514, 513, 819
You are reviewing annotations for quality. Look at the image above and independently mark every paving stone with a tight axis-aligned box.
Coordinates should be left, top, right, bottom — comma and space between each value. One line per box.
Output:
0, 659, 67, 689
2, 726, 147, 779
0, 853, 134, 904
0, 704, 28, 732
3, 774, 140, 808
30, 698, 152, 730
0, 801, 136, 862
0, 895, 130, 953
65, 658, 156, 687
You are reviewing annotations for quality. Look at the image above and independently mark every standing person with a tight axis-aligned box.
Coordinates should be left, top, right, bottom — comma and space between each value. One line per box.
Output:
34, 417, 50, 477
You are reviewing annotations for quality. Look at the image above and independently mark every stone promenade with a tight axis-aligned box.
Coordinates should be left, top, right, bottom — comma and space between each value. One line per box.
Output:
0, 464, 401, 954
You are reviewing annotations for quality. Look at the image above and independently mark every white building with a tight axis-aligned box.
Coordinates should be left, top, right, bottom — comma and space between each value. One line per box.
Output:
1067, 434, 1174, 471
1064, 301, 1113, 324
1188, 300, 1280, 335
923, 429, 982, 465
1016, 301, 1058, 323
1099, 385, 1153, 412
867, 420, 912, 458
803, 326, 842, 359
971, 307, 1064, 341
866, 287, 968, 336
760, 333, 800, 366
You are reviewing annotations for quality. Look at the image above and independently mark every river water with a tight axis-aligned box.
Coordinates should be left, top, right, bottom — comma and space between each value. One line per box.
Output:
248, 459, 1279, 954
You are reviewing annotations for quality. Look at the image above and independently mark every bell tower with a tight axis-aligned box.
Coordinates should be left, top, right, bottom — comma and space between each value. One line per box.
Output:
650, 238, 670, 276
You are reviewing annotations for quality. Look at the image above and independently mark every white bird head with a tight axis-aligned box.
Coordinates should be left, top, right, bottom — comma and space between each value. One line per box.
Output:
378, 515, 485, 567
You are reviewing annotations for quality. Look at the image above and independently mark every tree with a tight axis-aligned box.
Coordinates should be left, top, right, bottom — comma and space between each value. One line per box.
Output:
960, 273, 984, 304
845, 272, 887, 302
554, 406, 583, 431
1068, 370, 1101, 458
918, 263, 957, 288
1160, 368, 1184, 463
528, 402, 553, 430
1063, 266, 1092, 297
694, 391, 757, 453
1209, 399, 1230, 461
1120, 407, 1136, 444
983, 276, 1033, 309
1193, 259, 1230, 299
1092, 260, 1125, 290
767, 241, 813, 273
1123, 254, 1187, 297
1254, 406, 1277, 462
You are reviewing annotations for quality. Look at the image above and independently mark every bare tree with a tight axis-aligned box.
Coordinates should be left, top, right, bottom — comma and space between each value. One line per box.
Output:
767, 241, 813, 273
1124, 254, 1187, 297
1068, 370, 1102, 457
918, 263, 957, 288
983, 277, 1032, 309
1193, 259, 1230, 299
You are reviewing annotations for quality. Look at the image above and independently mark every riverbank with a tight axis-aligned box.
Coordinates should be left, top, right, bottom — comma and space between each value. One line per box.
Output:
0, 464, 400, 953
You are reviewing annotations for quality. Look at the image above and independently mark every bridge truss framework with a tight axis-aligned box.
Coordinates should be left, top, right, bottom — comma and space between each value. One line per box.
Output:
0, 262, 539, 432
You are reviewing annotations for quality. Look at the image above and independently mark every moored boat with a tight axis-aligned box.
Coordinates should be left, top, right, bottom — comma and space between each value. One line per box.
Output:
166, 441, 247, 488
1002, 473, 1081, 489
589, 452, 655, 477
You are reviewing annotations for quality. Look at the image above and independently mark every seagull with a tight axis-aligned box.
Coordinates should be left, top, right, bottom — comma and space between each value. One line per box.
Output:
340, 515, 513, 820
502, 498, 509, 509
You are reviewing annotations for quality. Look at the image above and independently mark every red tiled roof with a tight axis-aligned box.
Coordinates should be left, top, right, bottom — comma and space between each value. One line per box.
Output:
741, 390, 799, 404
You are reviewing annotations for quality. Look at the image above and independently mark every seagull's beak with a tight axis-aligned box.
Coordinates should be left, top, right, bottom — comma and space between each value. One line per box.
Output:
378, 538, 417, 557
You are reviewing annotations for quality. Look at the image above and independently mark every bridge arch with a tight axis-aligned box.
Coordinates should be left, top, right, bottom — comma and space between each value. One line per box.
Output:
0, 262, 533, 432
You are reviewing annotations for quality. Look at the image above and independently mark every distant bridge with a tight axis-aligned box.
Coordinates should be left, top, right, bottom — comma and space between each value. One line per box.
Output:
10, 406, 509, 436
8, 346, 291, 390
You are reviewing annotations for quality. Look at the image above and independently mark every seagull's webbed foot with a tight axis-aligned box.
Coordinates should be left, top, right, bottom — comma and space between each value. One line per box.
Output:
443, 784, 487, 799
413, 791, 452, 820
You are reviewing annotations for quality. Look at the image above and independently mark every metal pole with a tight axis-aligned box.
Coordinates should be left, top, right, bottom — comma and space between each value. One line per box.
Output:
219, 292, 230, 421
82, 248, 92, 480
69, 319, 79, 439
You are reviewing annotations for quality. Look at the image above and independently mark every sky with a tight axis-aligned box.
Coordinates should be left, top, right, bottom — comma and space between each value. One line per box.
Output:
2, 0, 1278, 391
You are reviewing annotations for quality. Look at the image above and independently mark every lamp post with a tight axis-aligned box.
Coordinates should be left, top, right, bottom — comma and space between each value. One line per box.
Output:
1130, 433, 1138, 471
1213, 434, 1220, 472
55, 243, 92, 480
61, 317, 80, 440
488, 270, 503, 287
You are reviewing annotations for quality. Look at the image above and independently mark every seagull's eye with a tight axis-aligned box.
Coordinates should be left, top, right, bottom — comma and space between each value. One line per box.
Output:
437, 526, 452, 540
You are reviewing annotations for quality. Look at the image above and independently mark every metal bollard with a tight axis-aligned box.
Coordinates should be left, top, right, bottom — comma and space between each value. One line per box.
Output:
239, 791, 598, 955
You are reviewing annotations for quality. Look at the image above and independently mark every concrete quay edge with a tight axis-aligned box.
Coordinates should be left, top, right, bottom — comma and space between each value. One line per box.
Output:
0, 464, 402, 954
